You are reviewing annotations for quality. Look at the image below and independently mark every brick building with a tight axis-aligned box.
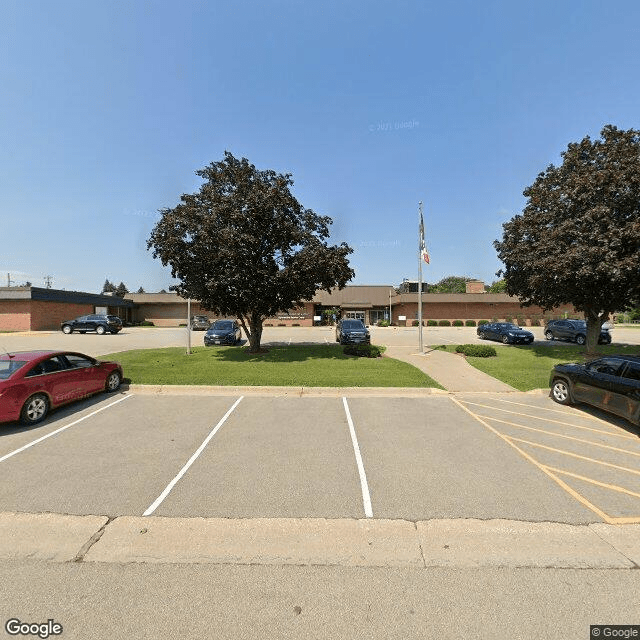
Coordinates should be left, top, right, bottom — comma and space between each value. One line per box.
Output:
0, 287, 135, 331
0, 283, 578, 331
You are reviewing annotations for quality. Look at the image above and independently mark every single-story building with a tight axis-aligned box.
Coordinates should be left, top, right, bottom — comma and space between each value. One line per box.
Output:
0, 287, 135, 331
0, 282, 578, 332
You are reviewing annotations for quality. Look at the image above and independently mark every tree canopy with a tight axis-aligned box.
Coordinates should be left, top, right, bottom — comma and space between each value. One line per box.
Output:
494, 125, 640, 352
429, 276, 472, 293
147, 152, 354, 351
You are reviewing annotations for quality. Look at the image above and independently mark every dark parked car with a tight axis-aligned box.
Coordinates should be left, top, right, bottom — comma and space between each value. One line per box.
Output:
204, 319, 242, 345
190, 315, 210, 330
544, 319, 611, 345
549, 356, 640, 427
336, 319, 371, 345
0, 350, 123, 425
61, 314, 122, 335
476, 322, 534, 345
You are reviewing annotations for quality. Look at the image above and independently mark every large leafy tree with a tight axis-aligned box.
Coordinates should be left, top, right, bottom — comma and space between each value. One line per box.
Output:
494, 125, 640, 353
430, 276, 472, 293
147, 152, 354, 352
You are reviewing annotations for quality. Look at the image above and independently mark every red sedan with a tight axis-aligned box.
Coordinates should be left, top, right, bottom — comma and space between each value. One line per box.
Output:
0, 351, 123, 426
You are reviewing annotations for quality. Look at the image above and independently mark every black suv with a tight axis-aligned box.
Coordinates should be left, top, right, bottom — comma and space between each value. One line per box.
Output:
61, 315, 123, 335
544, 319, 611, 345
204, 319, 242, 345
550, 356, 640, 427
336, 319, 370, 345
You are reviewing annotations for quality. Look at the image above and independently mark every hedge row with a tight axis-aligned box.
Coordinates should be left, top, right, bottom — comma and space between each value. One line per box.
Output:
343, 344, 385, 358
455, 344, 497, 357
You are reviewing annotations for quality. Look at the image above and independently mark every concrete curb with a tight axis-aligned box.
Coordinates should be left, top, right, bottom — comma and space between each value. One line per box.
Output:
1, 512, 638, 568
123, 384, 450, 397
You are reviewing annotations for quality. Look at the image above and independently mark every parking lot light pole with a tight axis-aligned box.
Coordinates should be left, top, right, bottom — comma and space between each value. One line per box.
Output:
187, 298, 191, 355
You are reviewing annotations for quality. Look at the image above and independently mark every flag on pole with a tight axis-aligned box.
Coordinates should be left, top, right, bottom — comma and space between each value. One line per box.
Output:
419, 206, 430, 264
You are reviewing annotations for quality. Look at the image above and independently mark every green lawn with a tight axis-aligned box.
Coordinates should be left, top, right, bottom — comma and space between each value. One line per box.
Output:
102, 345, 443, 388
433, 343, 640, 391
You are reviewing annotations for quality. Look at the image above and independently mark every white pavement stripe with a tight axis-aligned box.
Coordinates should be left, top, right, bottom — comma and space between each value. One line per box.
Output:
143, 396, 244, 516
0, 395, 133, 464
342, 397, 373, 518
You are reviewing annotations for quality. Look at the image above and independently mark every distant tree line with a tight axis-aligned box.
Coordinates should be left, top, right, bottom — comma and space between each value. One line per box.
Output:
101, 279, 166, 297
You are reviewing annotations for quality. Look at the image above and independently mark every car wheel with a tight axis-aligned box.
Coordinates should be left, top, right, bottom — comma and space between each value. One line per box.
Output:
105, 371, 121, 392
96, 325, 106, 335
501, 335, 510, 344
551, 379, 572, 405
20, 393, 50, 425
478, 331, 485, 340
575, 334, 586, 345
545, 331, 554, 340
62, 325, 73, 334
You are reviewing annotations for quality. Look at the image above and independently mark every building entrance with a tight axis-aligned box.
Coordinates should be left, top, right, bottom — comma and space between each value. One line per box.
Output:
344, 311, 366, 321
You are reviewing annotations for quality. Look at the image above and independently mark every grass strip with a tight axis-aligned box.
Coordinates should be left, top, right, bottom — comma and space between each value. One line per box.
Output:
432, 343, 640, 391
101, 344, 443, 388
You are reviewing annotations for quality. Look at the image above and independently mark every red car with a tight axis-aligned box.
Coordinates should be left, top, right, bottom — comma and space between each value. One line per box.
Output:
0, 351, 123, 426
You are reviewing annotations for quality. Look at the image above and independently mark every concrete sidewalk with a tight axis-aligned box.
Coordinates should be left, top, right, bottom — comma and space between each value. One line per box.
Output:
384, 345, 516, 392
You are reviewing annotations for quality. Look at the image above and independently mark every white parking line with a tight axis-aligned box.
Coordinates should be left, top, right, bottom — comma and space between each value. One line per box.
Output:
143, 396, 244, 516
342, 397, 373, 518
0, 395, 133, 464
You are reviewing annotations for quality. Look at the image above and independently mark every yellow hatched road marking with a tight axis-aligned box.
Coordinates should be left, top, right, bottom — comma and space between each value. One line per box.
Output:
543, 466, 640, 500
487, 397, 629, 431
506, 436, 640, 477
475, 415, 640, 457
461, 401, 637, 440
450, 397, 615, 524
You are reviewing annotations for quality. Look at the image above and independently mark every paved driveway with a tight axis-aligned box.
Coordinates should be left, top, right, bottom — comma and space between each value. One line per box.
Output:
1, 389, 637, 524
2, 325, 639, 357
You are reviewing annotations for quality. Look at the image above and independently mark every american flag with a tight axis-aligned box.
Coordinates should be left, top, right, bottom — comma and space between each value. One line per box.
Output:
419, 206, 430, 264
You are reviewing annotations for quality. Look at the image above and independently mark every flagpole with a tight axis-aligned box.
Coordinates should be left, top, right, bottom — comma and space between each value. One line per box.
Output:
418, 201, 423, 353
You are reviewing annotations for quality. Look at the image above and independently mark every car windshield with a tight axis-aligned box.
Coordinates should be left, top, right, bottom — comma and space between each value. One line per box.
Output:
213, 321, 233, 330
342, 320, 365, 330
498, 323, 519, 330
0, 359, 28, 380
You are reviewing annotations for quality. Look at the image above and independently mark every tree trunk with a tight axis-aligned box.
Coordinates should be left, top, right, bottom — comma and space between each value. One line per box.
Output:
245, 311, 263, 353
584, 308, 608, 359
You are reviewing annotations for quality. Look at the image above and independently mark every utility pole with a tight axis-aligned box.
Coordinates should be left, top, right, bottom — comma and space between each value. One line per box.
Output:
44, 275, 53, 288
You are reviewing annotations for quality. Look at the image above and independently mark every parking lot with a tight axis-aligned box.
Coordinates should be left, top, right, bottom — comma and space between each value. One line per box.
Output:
2, 324, 640, 358
1, 388, 638, 524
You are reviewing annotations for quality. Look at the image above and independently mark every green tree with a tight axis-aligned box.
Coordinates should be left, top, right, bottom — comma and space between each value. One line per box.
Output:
487, 279, 507, 293
494, 125, 640, 354
147, 152, 354, 352
430, 276, 471, 293
114, 282, 129, 298
136, 286, 146, 294
102, 278, 116, 294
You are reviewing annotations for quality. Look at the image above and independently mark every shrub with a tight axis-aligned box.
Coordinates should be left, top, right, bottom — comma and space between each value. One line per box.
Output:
292, 323, 300, 326
264, 323, 273, 327
140, 320, 155, 326
343, 344, 384, 358
452, 320, 464, 327
465, 320, 476, 327
438, 320, 451, 326
278, 323, 286, 327
377, 319, 390, 327
412, 320, 420, 326
455, 344, 497, 357
504, 316, 513, 323
427, 320, 438, 326
530, 318, 540, 326
478, 320, 490, 326
178, 323, 187, 327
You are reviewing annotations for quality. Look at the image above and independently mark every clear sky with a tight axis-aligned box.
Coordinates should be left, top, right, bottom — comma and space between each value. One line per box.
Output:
2, 0, 639, 293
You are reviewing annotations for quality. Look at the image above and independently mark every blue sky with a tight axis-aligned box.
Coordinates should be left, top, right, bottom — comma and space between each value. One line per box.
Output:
2, 0, 639, 293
